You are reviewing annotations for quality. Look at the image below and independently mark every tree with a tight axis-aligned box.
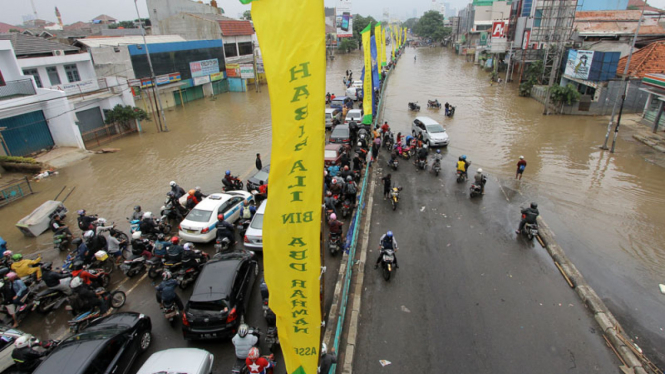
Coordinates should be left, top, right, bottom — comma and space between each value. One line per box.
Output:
403, 18, 418, 30
519, 60, 544, 97
413, 11, 448, 41
243, 10, 252, 20
338, 38, 358, 53
352, 14, 377, 42
549, 83, 581, 113
104, 105, 150, 131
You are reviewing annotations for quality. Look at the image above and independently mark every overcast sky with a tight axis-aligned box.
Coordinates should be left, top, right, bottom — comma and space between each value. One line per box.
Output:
2, 0, 665, 26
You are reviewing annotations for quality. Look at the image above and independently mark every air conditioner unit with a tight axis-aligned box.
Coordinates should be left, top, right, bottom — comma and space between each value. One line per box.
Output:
53, 50, 65, 56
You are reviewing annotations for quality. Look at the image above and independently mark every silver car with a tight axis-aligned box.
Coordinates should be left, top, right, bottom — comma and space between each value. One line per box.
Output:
244, 200, 266, 251
135, 348, 214, 374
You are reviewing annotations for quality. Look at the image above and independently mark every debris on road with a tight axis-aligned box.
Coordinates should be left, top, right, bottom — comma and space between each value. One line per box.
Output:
659, 284, 665, 294
401, 305, 411, 313
379, 360, 392, 367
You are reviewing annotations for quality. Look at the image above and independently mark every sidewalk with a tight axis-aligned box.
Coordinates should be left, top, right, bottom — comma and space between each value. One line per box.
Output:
34, 147, 92, 169
619, 113, 665, 152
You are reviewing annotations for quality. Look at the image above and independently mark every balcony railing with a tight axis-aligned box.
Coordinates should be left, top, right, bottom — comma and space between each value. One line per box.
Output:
0, 78, 36, 100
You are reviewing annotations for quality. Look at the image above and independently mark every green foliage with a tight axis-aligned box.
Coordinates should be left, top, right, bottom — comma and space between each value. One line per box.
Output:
413, 11, 449, 41
0, 156, 38, 164
338, 38, 359, 53
8, 29, 20, 33
352, 14, 377, 41
549, 83, 581, 105
243, 10, 252, 20
104, 105, 150, 130
403, 18, 418, 30
519, 60, 544, 97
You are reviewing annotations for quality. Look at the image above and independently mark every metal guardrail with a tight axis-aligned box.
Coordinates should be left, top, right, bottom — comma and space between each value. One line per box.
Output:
0, 177, 33, 208
0, 79, 36, 100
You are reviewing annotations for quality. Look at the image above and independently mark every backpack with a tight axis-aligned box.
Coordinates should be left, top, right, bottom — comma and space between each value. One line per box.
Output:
347, 183, 357, 194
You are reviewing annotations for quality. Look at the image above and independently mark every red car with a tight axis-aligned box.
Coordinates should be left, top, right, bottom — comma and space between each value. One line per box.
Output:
325, 144, 345, 166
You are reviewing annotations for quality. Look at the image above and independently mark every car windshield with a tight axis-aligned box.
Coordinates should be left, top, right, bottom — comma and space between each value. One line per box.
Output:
250, 213, 264, 230
325, 113, 332, 119
332, 128, 349, 137
253, 170, 269, 182
324, 150, 338, 158
426, 124, 445, 134
190, 299, 229, 312
186, 209, 213, 222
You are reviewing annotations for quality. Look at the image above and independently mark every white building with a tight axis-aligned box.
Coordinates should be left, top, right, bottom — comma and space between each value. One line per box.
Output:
0, 33, 136, 154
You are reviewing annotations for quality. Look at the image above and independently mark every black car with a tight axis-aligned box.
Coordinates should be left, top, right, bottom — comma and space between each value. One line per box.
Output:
182, 250, 258, 340
330, 124, 351, 145
34, 312, 152, 374
247, 164, 270, 192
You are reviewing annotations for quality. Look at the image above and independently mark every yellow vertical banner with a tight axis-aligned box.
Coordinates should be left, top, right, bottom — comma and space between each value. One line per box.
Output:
403, 27, 407, 45
244, 0, 324, 372
361, 23, 373, 124
391, 29, 396, 60
381, 27, 387, 67
374, 23, 383, 75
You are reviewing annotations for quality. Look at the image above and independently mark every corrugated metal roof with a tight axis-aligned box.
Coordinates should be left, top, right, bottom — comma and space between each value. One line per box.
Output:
0, 33, 79, 57
75, 35, 186, 48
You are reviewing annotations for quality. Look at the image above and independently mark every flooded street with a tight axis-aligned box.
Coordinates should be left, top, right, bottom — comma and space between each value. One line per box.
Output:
1, 46, 665, 369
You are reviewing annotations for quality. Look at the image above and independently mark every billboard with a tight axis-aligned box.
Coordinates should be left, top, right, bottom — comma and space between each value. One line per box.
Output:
336, 0, 353, 38
240, 64, 255, 79
491, 21, 505, 38
189, 59, 220, 78
564, 50, 594, 80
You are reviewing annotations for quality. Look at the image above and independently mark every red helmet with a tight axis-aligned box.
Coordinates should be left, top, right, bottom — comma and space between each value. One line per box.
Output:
170, 236, 179, 244
248, 347, 260, 360
217, 214, 224, 221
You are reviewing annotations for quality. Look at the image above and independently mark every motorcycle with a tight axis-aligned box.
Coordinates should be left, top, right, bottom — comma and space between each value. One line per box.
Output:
162, 298, 180, 326
378, 247, 397, 281
90, 250, 114, 274
399, 146, 412, 160
353, 170, 361, 183
53, 232, 72, 252
329, 232, 342, 256
470, 184, 483, 198
85, 268, 111, 289
119, 254, 147, 278
161, 198, 189, 227
456, 170, 468, 183
446, 105, 456, 117
415, 158, 427, 171
383, 133, 394, 150
66, 288, 126, 333
236, 218, 251, 240
522, 219, 539, 240
431, 159, 441, 176
0, 286, 35, 326
389, 186, 402, 211
34, 281, 71, 314
95, 220, 129, 243
128, 218, 172, 236
223, 177, 244, 192
147, 256, 165, 279
331, 193, 342, 207
427, 99, 441, 109
408, 102, 420, 111
176, 251, 208, 289
341, 199, 351, 218
232, 352, 276, 374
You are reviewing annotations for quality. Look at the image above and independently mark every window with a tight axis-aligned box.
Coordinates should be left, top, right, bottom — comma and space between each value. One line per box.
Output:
84, 337, 126, 374
534, 9, 543, 27
186, 209, 213, 222
224, 43, 238, 58
64, 64, 80, 82
238, 42, 253, 56
46, 66, 60, 86
23, 69, 42, 88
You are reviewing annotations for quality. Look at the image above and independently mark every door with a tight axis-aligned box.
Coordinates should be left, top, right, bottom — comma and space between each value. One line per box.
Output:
0, 111, 54, 156
76, 107, 113, 145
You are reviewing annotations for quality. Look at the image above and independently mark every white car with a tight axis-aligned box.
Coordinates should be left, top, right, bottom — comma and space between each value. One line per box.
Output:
178, 191, 253, 243
412, 116, 450, 147
345, 109, 363, 124
0, 328, 29, 372
345, 86, 360, 101
244, 199, 266, 250
136, 348, 214, 374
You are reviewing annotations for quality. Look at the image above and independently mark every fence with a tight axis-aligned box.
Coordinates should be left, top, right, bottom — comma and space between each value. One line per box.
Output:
80, 121, 137, 148
0, 177, 33, 208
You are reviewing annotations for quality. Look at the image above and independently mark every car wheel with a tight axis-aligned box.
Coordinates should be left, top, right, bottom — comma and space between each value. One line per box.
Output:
138, 330, 152, 352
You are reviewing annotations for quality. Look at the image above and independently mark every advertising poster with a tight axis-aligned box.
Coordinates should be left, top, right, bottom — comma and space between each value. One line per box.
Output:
239, 64, 255, 79
336, 0, 353, 38
189, 59, 220, 78
564, 50, 594, 80
226, 63, 240, 78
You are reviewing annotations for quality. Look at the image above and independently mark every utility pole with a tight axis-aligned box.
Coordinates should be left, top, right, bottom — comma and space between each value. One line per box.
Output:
134, 0, 169, 132
601, 2, 646, 151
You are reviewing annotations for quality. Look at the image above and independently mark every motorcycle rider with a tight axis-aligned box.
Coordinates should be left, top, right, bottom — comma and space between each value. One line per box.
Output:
329, 177, 343, 196
41, 262, 72, 295
76, 210, 97, 231
153, 233, 169, 258
49, 214, 73, 239
185, 189, 200, 210
131, 205, 143, 220
3, 272, 28, 327
12, 335, 49, 372
155, 271, 184, 310
232, 324, 260, 360
166, 237, 184, 263
71, 261, 101, 287
445, 102, 450, 116
339, 165, 353, 182
433, 149, 443, 166
344, 176, 358, 206
381, 121, 390, 134
375, 231, 399, 269
223, 170, 240, 191
69, 276, 107, 315
76, 231, 93, 263
328, 213, 344, 243
131, 232, 153, 259
215, 215, 236, 246
181, 243, 200, 272
352, 154, 364, 173
456, 155, 470, 179
324, 191, 337, 216
516, 202, 539, 235
319, 343, 337, 374
381, 174, 392, 200
139, 212, 159, 236
240, 200, 254, 220
245, 347, 274, 374
194, 186, 207, 201
169, 181, 186, 199
166, 192, 187, 221
474, 168, 487, 194
388, 150, 398, 169
86, 229, 107, 256
1, 251, 13, 268
339, 152, 351, 169
416, 146, 428, 167
11, 254, 42, 281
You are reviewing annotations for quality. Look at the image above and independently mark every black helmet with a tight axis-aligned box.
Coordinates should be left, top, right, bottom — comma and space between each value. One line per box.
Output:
134, 205, 141, 212
530, 202, 538, 209
42, 262, 53, 271
72, 261, 84, 271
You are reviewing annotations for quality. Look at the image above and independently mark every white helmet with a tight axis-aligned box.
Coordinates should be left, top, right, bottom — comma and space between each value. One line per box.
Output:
83, 230, 94, 239
70, 276, 82, 288
321, 343, 328, 355
96, 218, 106, 225
132, 231, 142, 240
238, 324, 249, 337
477, 168, 483, 173
170, 181, 176, 187
143, 212, 153, 219
14, 335, 37, 349
357, 142, 362, 147
184, 243, 193, 251
519, 155, 524, 159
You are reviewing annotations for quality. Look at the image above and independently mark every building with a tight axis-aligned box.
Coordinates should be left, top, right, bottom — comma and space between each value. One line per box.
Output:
0, 33, 137, 151
454, 0, 511, 60
147, 0, 224, 35
92, 15, 117, 25
578, 0, 628, 11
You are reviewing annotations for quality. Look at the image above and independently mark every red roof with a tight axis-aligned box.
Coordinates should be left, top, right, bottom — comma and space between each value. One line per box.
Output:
0, 23, 23, 33
218, 20, 254, 36
617, 41, 665, 78
64, 21, 91, 31
627, 0, 664, 13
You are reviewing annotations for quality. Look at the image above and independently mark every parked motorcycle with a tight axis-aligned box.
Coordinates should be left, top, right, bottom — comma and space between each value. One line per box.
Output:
53, 232, 72, 252
66, 288, 126, 333
34, 283, 70, 314
329, 232, 342, 256
431, 159, 441, 176
389, 186, 402, 211
408, 102, 420, 111
427, 99, 441, 109
378, 246, 397, 281
223, 177, 244, 192
470, 184, 483, 198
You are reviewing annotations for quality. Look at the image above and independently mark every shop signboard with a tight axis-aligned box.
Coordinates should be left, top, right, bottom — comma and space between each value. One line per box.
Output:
226, 63, 240, 78
190, 59, 220, 78
193, 75, 211, 86
210, 72, 224, 81
240, 64, 255, 79
564, 50, 594, 80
